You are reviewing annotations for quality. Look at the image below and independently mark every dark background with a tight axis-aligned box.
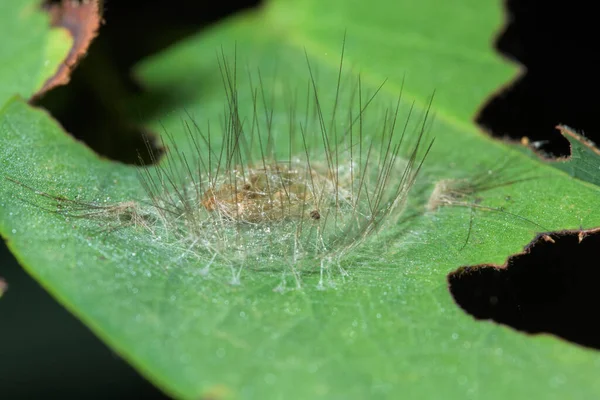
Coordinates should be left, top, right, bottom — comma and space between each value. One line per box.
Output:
1, 0, 597, 398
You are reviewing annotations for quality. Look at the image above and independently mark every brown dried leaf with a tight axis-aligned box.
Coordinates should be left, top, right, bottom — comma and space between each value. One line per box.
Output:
34, 0, 104, 98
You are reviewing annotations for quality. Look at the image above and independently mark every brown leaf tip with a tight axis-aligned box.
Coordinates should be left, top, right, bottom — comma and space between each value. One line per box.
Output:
34, 0, 104, 98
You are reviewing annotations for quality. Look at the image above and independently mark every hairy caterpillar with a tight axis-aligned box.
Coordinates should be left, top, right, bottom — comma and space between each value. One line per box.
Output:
7, 41, 435, 290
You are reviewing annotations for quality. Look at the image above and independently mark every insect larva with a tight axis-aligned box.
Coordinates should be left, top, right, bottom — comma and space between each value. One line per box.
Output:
7, 39, 435, 290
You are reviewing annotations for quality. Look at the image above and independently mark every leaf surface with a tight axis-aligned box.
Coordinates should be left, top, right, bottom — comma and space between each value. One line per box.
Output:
2, 0, 600, 399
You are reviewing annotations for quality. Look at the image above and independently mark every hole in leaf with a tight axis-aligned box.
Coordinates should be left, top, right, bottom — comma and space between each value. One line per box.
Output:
476, 0, 599, 158
448, 229, 600, 350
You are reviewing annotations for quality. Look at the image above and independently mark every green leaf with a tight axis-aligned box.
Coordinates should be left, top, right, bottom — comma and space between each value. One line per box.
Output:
2, 0, 600, 399
549, 125, 600, 187
0, 0, 72, 105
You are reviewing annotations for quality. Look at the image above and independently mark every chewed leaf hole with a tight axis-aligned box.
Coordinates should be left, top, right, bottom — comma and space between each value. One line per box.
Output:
448, 228, 600, 350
